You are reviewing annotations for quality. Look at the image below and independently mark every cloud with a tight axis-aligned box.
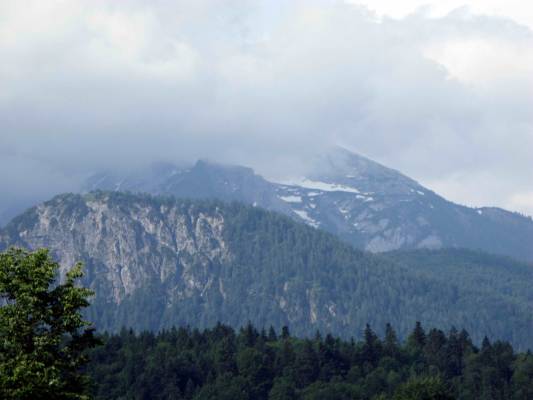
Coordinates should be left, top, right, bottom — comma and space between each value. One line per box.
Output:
0, 0, 532, 220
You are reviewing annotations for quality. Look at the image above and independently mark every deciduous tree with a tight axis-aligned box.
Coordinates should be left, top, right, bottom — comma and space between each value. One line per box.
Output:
0, 248, 99, 399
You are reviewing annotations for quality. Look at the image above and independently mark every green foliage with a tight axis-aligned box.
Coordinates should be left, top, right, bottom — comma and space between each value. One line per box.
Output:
268, 378, 296, 400
80, 196, 533, 349
390, 248, 533, 350
0, 248, 99, 400
512, 352, 533, 399
86, 322, 533, 400
3, 193, 533, 349
393, 376, 453, 400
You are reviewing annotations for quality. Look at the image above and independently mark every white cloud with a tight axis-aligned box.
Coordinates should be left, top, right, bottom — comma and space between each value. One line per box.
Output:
0, 0, 532, 219
348, 0, 533, 30
508, 191, 533, 216
424, 37, 533, 83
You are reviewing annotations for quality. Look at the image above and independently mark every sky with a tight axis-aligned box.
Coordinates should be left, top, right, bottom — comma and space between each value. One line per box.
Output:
1, 0, 532, 220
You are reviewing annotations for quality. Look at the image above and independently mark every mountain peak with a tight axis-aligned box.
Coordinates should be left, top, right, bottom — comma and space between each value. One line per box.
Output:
302, 146, 424, 196
80, 151, 533, 260
192, 159, 256, 177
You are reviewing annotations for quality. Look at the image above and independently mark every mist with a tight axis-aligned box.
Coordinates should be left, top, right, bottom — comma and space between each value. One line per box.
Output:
1, 0, 533, 222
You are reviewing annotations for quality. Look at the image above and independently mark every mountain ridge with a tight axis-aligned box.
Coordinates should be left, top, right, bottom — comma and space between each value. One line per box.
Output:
82, 147, 533, 261
1, 191, 533, 349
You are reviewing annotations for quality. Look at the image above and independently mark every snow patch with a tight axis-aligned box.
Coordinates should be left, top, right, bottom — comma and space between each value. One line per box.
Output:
279, 195, 302, 203
293, 210, 320, 228
281, 178, 360, 194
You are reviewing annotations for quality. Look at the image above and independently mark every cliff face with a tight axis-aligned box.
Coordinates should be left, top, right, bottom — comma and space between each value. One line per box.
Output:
2, 191, 533, 350
0, 192, 353, 333
0, 193, 231, 305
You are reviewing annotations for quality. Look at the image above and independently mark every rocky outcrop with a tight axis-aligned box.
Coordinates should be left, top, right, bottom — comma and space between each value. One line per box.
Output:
2, 191, 533, 349
0, 193, 231, 305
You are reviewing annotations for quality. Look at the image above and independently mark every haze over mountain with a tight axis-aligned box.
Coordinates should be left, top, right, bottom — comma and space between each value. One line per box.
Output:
2, 1, 533, 225
2, 2, 533, 398
84, 147, 533, 261
1, 191, 533, 349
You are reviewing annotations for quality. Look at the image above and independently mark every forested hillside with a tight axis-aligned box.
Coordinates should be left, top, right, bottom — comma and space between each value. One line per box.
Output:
87, 322, 533, 400
2, 192, 533, 349
388, 249, 533, 309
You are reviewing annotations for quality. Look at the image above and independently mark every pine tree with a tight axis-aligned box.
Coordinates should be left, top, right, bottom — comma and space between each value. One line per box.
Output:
293, 340, 319, 388
362, 324, 382, 370
267, 326, 277, 342
407, 321, 426, 351
214, 336, 237, 376
281, 326, 290, 340
383, 323, 400, 358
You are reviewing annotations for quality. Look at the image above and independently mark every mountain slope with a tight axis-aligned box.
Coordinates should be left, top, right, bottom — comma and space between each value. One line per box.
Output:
389, 248, 533, 305
1, 192, 533, 349
83, 147, 533, 261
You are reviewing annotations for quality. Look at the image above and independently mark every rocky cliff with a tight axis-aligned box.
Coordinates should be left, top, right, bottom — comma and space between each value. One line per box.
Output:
2, 191, 533, 349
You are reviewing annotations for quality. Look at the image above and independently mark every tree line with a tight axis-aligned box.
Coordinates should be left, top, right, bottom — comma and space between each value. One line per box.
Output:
86, 322, 533, 399
2, 247, 533, 399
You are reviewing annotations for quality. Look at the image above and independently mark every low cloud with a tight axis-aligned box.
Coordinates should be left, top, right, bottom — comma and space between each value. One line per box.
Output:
1, 0, 532, 219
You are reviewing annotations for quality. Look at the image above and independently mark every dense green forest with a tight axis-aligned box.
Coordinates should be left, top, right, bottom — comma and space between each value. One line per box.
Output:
389, 249, 533, 310
3, 192, 533, 349
86, 322, 533, 400
3, 246, 533, 399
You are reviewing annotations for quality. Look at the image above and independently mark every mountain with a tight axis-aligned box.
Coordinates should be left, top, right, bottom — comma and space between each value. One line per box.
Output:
83, 147, 533, 261
390, 248, 533, 303
2, 191, 533, 349
84, 160, 293, 215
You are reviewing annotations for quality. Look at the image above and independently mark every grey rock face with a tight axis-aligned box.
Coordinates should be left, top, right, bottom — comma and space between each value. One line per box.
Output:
1, 193, 370, 334
0, 193, 230, 305
2, 192, 533, 349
